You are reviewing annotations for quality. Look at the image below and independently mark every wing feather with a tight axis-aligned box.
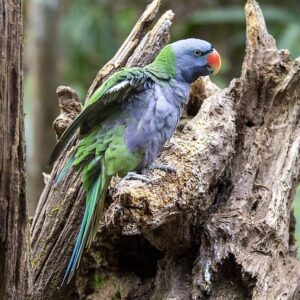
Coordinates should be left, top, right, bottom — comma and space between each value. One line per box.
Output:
48, 67, 149, 165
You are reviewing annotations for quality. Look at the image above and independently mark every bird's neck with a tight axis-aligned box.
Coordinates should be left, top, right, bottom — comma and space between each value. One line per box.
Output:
145, 45, 176, 80
159, 78, 191, 107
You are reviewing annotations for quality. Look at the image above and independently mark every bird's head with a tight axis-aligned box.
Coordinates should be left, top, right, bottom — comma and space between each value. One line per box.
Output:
169, 38, 221, 83
171, 39, 221, 83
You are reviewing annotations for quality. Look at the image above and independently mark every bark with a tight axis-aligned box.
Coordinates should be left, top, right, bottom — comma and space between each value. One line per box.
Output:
32, 0, 300, 299
26, 0, 62, 214
0, 1, 31, 299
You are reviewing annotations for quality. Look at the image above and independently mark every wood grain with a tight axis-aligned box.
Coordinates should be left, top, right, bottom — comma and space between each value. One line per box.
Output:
0, 1, 31, 299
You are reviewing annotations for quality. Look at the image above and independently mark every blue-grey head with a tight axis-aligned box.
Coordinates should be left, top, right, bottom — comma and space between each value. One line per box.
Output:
171, 38, 221, 83
150, 38, 221, 84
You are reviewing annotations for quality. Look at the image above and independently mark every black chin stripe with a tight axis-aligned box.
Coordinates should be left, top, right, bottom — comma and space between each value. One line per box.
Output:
202, 49, 213, 56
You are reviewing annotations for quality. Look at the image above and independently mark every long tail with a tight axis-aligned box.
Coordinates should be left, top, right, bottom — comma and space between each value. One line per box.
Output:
54, 154, 76, 186
62, 169, 111, 284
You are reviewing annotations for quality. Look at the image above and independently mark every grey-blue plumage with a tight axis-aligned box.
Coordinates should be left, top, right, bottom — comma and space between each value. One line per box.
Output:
123, 78, 190, 169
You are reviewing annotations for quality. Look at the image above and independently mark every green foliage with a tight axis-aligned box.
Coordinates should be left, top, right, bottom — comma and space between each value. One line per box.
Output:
293, 187, 300, 259
59, 0, 138, 100
188, 6, 294, 25
277, 22, 300, 59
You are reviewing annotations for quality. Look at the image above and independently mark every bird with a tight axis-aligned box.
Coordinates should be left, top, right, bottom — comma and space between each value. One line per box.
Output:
49, 38, 221, 283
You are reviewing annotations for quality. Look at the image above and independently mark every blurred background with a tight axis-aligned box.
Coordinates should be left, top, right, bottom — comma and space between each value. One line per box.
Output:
23, 0, 300, 255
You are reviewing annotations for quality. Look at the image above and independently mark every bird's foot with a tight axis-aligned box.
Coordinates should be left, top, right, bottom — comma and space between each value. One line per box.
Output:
149, 163, 176, 173
123, 172, 151, 184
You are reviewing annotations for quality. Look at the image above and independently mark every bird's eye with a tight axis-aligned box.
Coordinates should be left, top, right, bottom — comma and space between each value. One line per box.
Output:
194, 50, 202, 57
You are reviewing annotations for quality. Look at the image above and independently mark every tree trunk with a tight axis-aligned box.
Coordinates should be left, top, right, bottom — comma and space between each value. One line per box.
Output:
31, 0, 300, 299
26, 0, 61, 214
0, 1, 31, 299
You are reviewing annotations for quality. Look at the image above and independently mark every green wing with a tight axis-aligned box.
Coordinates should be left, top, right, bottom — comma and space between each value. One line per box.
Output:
48, 67, 149, 165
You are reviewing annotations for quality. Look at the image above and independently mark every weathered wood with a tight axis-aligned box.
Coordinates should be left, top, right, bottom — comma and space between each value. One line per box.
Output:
32, 0, 300, 299
53, 86, 82, 138
0, 1, 31, 299
190, 1, 300, 297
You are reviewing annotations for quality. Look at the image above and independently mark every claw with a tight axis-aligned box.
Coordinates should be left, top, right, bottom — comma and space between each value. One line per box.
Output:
149, 163, 176, 173
123, 172, 151, 183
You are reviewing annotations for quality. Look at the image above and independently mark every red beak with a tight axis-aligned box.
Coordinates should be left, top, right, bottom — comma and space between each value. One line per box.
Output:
207, 49, 221, 75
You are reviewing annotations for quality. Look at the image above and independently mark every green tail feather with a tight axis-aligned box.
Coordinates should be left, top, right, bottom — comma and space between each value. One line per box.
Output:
62, 168, 111, 284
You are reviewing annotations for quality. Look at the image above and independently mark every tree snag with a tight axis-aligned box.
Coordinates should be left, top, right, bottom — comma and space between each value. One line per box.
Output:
0, 1, 31, 299
31, 0, 300, 299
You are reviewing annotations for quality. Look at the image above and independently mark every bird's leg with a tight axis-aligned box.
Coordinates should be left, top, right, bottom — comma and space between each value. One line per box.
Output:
149, 162, 176, 173
122, 172, 151, 183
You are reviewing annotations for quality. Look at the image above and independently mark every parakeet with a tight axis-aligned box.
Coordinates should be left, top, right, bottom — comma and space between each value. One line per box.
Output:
49, 38, 221, 283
